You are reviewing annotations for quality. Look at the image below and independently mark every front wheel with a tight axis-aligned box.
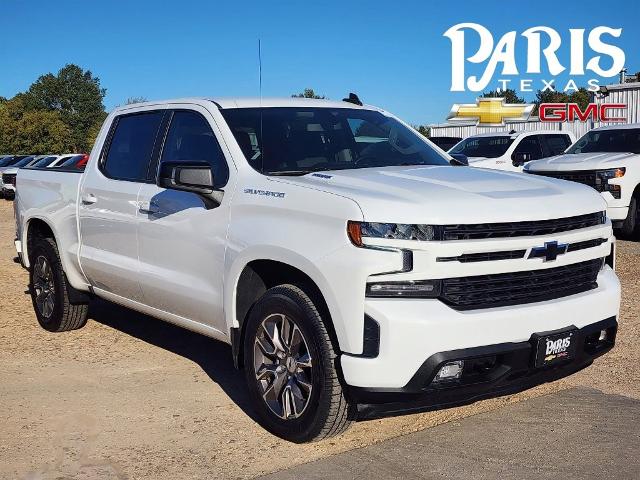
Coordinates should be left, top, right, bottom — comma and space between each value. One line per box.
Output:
619, 196, 639, 238
243, 284, 355, 442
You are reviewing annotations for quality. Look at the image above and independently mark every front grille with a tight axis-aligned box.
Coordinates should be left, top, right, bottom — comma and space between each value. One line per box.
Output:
437, 238, 607, 263
438, 250, 527, 263
440, 258, 602, 310
439, 212, 605, 240
530, 170, 600, 190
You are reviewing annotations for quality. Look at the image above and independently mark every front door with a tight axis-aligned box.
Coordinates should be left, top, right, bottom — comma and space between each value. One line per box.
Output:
136, 107, 233, 332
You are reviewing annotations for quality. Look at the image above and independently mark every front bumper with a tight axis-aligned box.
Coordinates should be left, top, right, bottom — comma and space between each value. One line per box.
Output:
349, 316, 617, 419
341, 266, 620, 389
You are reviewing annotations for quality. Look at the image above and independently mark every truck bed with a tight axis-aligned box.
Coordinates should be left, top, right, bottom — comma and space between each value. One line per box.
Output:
15, 168, 86, 288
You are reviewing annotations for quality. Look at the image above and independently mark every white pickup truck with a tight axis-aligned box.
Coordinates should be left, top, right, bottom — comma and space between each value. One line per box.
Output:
449, 131, 575, 172
525, 124, 640, 237
14, 97, 620, 442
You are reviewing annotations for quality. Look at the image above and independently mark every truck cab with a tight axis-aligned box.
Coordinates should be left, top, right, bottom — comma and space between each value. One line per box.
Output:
449, 131, 575, 172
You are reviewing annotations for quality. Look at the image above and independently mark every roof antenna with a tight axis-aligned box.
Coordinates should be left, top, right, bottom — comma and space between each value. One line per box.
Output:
258, 39, 263, 103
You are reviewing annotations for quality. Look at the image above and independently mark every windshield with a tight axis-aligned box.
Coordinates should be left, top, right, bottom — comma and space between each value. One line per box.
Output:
568, 128, 640, 154
449, 136, 514, 158
0, 157, 15, 167
220, 107, 449, 175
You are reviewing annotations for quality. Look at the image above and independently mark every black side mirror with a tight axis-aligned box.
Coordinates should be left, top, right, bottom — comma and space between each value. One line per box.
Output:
158, 161, 222, 208
512, 152, 532, 167
449, 153, 469, 166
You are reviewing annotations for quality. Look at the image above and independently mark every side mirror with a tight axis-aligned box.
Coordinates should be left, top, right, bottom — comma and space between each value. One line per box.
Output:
512, 152, 532, 167
158, 162, 214, 195
449, 153, 469, 166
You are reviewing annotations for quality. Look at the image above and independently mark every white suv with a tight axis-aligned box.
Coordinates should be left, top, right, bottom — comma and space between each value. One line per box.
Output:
449, 131, 575, 172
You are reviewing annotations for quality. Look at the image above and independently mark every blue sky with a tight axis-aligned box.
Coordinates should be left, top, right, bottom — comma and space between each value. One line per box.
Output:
1, 0, 638, 124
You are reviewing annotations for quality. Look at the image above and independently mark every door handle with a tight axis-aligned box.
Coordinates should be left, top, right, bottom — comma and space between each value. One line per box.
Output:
81, 193, 97, 205
138, 200, 159, 215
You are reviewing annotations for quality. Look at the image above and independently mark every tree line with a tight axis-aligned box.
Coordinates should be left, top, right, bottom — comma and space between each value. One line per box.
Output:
1, 76, 601, 155
0, 64, 109, 154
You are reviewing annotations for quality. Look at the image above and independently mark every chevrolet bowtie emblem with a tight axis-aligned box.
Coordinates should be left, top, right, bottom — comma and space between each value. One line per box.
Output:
529, 241, 568, 262
447, 97, 534, 127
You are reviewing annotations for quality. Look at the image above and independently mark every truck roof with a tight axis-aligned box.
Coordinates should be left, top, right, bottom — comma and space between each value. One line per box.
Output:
465, 130, 567, 139
114, 97, 376, 114
591, 123, 640, 132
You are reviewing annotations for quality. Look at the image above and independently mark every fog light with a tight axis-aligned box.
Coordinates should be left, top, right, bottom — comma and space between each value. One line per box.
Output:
434, 360, 464, 382
598, 329, 608, 342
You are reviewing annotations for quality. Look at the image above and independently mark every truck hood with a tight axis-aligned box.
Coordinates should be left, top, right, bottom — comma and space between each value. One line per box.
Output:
272, 165, 606, 224
526, 152, 638, 172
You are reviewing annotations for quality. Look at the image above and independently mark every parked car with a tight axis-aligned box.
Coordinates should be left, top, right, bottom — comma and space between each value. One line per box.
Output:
1, 156, 41, 198
55, 154, 89, 170
429, 136, 462, 151
449, 131, 575, 172
14, 98, 619, 442
29, 155, 63, 168
525, 124, 640, 237
47, 154, 82, 168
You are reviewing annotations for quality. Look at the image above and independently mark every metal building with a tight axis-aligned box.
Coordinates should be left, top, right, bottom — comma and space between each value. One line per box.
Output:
429, 81, 640, 141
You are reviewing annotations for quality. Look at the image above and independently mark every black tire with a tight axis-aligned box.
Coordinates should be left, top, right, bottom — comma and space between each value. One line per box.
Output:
243, 284, 355, 442
29, 236, 89, 332
619, 195, 639, 238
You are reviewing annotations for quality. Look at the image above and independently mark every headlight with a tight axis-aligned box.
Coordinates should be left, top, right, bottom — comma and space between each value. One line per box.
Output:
366, 279, 442, 298
347, 221, 437, 246
596, 168, 625, 199
598, 168, 625, 180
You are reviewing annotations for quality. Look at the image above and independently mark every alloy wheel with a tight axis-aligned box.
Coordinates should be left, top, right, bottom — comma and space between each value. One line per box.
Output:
253, 313, 313, 420
33, 255, 55, 319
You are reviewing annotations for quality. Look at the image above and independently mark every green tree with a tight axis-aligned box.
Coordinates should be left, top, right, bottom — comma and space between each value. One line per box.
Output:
533, 87, 591, 115
292, 88, 326, 99
22, 64, 107, 152
481, 88, 526, 104
13, 110, 73, 154
125, 96, 148, 105
415, 125, 430, 137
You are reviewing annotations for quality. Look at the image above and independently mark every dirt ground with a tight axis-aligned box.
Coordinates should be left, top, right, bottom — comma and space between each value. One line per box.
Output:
0, 200, 638, 480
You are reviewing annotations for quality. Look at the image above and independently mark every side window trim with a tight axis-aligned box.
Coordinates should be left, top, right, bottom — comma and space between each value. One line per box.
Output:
155, 108, 230, 189
98, 110, 166, 184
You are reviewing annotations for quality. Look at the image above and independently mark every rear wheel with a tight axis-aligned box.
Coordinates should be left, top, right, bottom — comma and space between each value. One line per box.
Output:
29, 237, 89, 332
619, 195, 639, 238
243, 284, 354, 442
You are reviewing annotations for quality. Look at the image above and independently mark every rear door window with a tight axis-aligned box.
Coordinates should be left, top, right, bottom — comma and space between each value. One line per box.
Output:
512, 136, 543, 161
102, 111, 164, 182
543, 134, 572, 156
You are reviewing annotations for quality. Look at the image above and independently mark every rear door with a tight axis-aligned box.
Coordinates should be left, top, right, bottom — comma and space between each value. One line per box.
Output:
78, 109, 167, 301
136, 106, 233, 331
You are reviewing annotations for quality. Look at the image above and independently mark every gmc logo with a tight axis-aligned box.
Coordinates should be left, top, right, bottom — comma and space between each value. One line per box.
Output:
540, 103, 627, 122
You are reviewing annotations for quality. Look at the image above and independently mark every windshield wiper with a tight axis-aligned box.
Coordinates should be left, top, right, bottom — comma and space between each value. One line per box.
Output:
265, 170, 311, 176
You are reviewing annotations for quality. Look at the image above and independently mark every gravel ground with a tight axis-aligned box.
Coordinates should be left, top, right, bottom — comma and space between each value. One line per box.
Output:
0, 200, 637, 480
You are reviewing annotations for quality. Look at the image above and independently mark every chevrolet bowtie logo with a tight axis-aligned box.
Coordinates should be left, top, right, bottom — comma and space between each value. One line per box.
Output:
529, 241, 568, 262
447, 98, 534, 127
